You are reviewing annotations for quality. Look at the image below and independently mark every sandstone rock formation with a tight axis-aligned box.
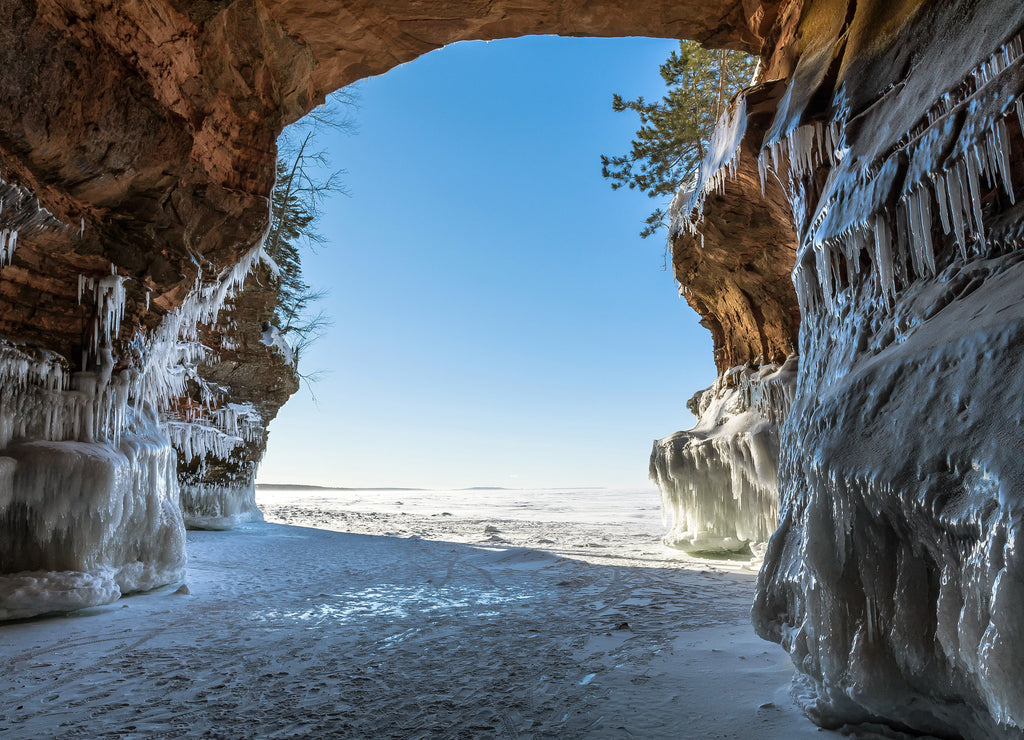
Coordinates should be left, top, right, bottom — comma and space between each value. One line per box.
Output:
2, 0, 1024, 737
0, 0, 775, 617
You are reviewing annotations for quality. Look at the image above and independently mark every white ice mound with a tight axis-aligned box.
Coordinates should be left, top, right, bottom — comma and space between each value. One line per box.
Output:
0, 413, 186, 621
650, 358, 796, 554
180, 482, 262, 531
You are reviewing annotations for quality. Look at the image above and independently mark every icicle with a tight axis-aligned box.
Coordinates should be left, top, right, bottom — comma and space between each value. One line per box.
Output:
964, 148, 985, 242
873, 214, 895, 302
815, 245, 834, 311
946, 162, 968, 259
915, 187, 936, 276
934, 171, 952, 235
993, 117, 1015, 205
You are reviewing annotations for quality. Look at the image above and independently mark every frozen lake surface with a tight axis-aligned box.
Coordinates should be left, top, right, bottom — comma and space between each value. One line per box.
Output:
0, 487, 828, 738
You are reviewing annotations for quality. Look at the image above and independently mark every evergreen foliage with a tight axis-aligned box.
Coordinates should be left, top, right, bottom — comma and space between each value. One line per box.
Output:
264, 93, 355, 367
601, 42, 758, 238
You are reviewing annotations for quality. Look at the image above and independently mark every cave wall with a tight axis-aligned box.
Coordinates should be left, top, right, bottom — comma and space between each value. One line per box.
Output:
0, 0, 784, 618
2, 0, 1024, 736
0, 0, 769, 368
732, 0, 1024, 736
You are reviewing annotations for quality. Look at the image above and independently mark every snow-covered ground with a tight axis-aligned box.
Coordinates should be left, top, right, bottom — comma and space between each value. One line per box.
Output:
0, 486, 830, 738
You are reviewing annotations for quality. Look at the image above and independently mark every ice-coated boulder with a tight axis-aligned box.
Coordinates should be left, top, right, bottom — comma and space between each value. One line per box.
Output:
0, 413, 186, 620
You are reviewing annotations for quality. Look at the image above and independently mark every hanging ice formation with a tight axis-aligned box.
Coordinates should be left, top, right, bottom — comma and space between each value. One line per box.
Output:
669, 95, 748, 243
779, 35, 1024, 317
650, 358, 796, 555
0, 227, 276, 619
167, 401, 267, 531
0, 176, 64, 269
748, 25, 1024, 738
0, 267, 183, 620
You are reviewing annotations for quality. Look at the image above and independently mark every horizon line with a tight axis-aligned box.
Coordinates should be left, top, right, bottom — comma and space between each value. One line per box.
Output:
254, 483, 617, 492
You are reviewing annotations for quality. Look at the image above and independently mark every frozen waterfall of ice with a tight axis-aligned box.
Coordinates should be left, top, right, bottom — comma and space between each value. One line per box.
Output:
650, 359, 796, 555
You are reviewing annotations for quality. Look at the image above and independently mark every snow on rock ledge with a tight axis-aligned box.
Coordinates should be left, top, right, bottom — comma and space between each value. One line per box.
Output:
650, 358, 795, 555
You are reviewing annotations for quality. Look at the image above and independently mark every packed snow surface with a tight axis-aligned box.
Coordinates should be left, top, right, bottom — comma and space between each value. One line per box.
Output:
0, 486, 830, 739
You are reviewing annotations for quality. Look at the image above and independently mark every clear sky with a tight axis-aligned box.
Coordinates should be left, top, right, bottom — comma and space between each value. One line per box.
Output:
256, 35, 716, 490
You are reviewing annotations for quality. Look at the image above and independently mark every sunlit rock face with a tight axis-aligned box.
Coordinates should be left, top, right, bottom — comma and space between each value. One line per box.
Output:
669, 79, 800, 372
0, 0, 769, 369
736, 0, 1024, 735
651, 359, 795, 555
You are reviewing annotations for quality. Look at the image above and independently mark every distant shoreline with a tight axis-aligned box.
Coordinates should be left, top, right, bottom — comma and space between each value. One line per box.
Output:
255, 484, 427, 491
255, 484, 611, 492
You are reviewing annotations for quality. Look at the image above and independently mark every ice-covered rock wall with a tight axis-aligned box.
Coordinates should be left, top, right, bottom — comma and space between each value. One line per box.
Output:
0, 410, 185, 621
0, 208, 292, 618
167, 261, 299, 531
651, 359, 795, 555
727, 3, 1024, 736
0, 332, 188, 620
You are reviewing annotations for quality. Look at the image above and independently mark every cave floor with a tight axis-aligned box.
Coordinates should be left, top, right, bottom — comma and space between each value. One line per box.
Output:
0, 494, 828, 739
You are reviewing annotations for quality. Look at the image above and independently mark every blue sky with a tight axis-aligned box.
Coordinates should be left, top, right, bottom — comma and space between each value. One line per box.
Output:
256, 36, 715, 489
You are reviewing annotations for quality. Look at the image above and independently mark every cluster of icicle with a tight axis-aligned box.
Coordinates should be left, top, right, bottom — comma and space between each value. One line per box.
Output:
0, 235, 283, 618
130, 243, 268, 417
668, 96, 748, 244
650, 358, 797, 555
744, 30, 1024, 738
165, 403, 263, 463
787, 34, 1024, 315
0, 270, 132, 451
0, 175, 64, 268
